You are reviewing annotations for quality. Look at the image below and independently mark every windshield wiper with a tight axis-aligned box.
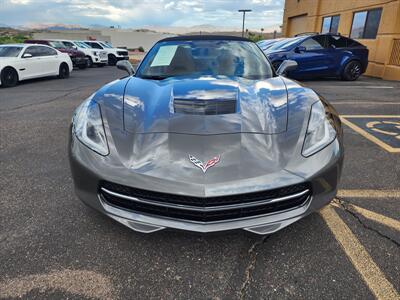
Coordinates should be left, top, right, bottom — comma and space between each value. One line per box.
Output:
140, 75, 170, 80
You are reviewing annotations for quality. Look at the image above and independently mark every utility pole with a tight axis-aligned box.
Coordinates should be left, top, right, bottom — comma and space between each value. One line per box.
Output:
238, 9, 252, 37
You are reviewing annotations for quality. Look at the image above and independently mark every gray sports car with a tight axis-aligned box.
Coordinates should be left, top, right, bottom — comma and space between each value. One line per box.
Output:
69, 36, 343, 235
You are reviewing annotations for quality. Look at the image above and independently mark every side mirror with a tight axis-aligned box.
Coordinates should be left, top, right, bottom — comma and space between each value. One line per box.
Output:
276, 60, 298, 76
116, 60, 135, 75
72, 45, 78, 50
22, 53, 33, 58
294, 46, 306, 53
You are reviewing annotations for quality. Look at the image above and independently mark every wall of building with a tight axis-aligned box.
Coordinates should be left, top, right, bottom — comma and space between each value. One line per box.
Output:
282, 0, 400, 80
33, 29, 111, 44
33, 29, 175, 51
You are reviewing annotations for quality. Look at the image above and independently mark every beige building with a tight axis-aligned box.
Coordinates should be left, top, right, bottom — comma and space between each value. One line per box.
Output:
282, 0, 400, 80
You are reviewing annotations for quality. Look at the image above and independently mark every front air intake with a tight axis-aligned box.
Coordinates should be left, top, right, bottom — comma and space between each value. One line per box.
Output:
173, 98, 237, 115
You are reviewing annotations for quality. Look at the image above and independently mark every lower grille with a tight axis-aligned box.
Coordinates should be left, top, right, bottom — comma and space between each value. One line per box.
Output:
99, 181, 311, 222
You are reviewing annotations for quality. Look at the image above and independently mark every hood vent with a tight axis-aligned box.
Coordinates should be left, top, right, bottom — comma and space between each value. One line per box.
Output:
173, 98, 237, 115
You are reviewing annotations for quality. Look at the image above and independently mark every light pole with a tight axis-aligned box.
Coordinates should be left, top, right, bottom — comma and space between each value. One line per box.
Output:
238, 9, 252, 37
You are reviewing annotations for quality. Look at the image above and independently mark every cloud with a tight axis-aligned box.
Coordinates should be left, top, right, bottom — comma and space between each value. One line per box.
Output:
1, 0, 284, 31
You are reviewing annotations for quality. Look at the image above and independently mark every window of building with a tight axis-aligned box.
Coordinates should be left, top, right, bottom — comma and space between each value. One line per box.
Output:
321, 15, 340, 34
350, 8, 382, 39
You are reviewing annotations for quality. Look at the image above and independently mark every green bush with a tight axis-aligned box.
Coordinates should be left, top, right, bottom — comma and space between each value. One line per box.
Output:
138, 46, 145, 52
0, 33, 31, 45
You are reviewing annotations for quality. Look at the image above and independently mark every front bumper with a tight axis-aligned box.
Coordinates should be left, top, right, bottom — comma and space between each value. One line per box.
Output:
116, 55, 129, 61
72, 56, 89, 67
69, 132, 343, 235
93, 56, 108, 64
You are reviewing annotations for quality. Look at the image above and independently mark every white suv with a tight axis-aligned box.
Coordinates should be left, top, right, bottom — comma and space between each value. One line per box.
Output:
82, 40, 129, 66
55, 40, 108, 67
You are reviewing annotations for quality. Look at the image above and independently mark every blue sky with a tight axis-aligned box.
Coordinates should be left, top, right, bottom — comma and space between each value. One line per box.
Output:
1, 0, 284, 31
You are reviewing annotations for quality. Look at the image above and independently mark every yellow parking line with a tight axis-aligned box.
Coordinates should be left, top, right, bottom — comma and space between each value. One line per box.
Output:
332, 102, 400, 105
341, 115, 400, 118
320, 206, 400, 300
340, 117, 400, 153
338, 189, 400, 198
347, 204, 399, 231
332, 201, 400, 231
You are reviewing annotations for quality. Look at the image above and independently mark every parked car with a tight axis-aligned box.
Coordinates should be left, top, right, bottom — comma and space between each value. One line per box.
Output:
264, 33, 369, 81
81, 40, 129, 66
257, 38, 285, 51
25, 39, 88, 69
0, 44, 72, 87
69, 35, 343, 235
56, 40, 108, 67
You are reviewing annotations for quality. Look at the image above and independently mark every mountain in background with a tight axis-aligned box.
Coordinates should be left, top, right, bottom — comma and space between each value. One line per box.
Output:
143, 23, 280, 34
17, 22, 280, 35
21, 23, 88, 30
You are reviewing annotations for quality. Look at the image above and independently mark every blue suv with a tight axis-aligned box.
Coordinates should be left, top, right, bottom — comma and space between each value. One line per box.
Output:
264, 33, 369, 81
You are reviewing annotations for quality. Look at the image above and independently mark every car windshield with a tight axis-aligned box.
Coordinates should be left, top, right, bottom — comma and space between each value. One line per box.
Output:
99, 42, 113, 48
0, 46, 23, 57
75, 42, 89, 48
137, 40, 273, 80
48, 41, 66, 49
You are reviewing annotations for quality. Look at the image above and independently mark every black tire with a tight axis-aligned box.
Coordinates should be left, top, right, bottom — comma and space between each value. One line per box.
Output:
108, 54, 117, 66
78, 64, 87, 70
86, 56, 93, 68
272, 60, 283, 72
1, 67, 18, 88
58, 63, 70, 79
341, 60, 362, 81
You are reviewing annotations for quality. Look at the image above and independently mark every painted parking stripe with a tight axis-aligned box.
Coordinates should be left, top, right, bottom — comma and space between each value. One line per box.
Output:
320, 206, 400, 300
338, 189, 400, 198
340, 115, 400, 153
332, 202, 400, 231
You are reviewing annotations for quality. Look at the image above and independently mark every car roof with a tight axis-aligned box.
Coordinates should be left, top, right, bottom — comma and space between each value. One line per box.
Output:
0, 43, 26, 47
159, 35, 251, 42
1, 43, 54, 48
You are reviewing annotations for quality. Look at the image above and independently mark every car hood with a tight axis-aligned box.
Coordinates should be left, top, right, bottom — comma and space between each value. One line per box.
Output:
122, 76, 288, 135
91, 77, 322, 187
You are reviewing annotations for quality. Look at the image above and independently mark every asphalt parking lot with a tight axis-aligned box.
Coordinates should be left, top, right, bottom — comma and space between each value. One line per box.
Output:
0, 67, 399, 299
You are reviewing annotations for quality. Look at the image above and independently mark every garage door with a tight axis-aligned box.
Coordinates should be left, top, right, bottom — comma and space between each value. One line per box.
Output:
287, 14, 307, 37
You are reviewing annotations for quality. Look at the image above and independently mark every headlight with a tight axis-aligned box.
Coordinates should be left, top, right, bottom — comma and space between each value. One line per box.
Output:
302, 101, 336, 157
92, 51, 98, 56
72, 98, 109, 156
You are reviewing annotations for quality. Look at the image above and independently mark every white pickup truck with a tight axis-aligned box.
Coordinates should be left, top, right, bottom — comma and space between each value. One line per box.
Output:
82, 41, 129, 66
56, 40, 108, 67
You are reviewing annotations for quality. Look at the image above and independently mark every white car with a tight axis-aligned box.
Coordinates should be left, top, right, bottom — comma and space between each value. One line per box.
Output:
0, 44, 73, 88
82, 40, 129, 66
57, 40, 108, 67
